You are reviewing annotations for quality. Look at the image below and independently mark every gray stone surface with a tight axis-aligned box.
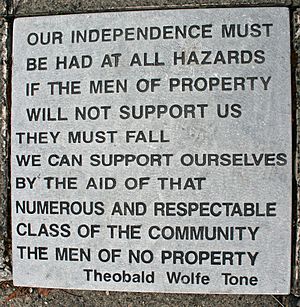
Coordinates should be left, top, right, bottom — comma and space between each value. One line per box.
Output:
0, 0, 297, 306
0, 17, 10, 282
5, 0, 295, 16
11, 8, 292, 294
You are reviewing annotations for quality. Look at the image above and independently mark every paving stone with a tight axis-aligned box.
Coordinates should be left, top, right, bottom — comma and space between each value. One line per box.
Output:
1, 1, 299, 306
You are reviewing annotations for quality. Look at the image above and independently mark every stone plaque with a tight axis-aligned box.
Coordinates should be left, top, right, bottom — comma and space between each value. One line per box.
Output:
11, 8, 291, 294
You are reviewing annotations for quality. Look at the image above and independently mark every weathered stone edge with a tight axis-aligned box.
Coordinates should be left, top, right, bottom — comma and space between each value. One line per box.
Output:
0, 17, 11, 281
284, 9, 300, 300
293, 9, 300, 297
0, 0, 296, 17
